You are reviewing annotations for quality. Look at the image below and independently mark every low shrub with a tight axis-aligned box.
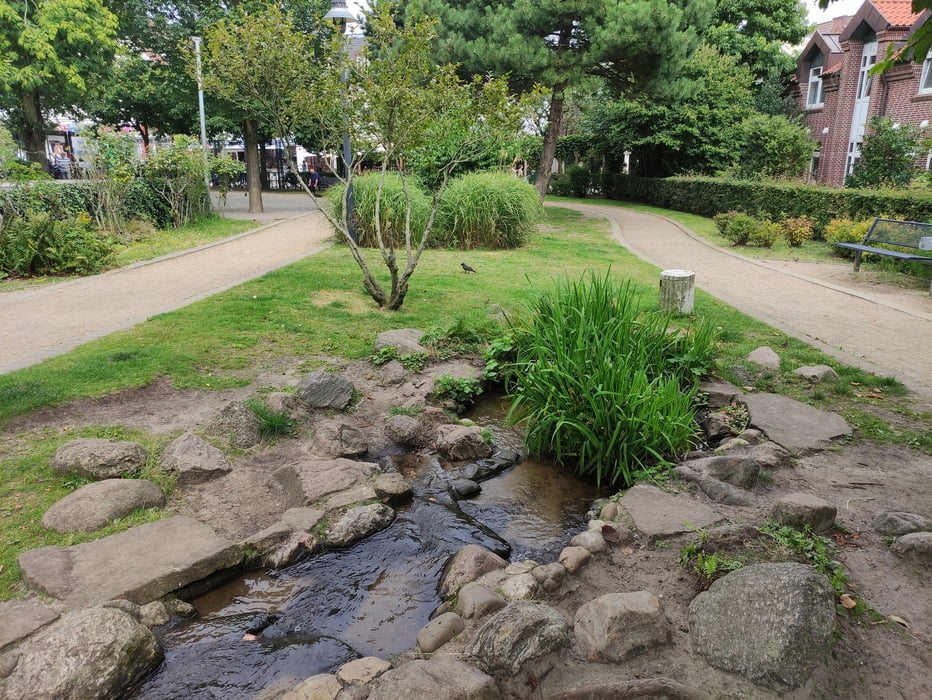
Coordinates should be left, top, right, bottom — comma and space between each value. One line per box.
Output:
506, 271, 716, 487
550, 165, 591, 198
824, 218, 872, 259
780, 216, 815, 247
712, 211, 740, 236
0, 211, 113, 276
329, 172, 431, 248
721, 212, 758, 245
749, 221, 781, 248
435, 170, 542, 249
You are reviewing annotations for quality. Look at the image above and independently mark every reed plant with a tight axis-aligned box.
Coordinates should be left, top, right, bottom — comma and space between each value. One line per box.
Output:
506, 270, 716, 487
435, 171, 542, 249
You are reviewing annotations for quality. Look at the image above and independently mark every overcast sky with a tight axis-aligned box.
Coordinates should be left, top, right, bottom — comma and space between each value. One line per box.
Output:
806, 0, 867, 23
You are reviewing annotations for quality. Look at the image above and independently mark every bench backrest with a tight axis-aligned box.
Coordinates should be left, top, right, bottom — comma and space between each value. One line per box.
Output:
864, 218, 932, 250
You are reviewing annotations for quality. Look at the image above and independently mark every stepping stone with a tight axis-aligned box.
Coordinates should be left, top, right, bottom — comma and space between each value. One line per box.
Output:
739, 393, 850, 453
18, 516, 242, 608
620, 484, 721, 540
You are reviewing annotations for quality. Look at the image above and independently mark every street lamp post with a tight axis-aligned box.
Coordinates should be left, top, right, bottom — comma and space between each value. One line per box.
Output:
324, 0, 357, 243
191, 36, 211, 200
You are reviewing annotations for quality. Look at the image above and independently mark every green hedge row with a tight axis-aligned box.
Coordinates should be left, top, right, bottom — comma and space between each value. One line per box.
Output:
600, 174, 932, 236
0, 180, 176, 230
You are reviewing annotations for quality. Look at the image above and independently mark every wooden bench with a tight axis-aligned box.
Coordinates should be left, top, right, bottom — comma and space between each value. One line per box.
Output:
834, 217, 932, 294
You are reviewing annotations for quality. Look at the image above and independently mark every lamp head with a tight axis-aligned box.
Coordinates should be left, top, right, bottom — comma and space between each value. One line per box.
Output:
325, 0, 356, 32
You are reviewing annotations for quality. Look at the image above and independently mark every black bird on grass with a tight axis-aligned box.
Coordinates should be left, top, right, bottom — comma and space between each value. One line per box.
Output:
461, 262, 476, 273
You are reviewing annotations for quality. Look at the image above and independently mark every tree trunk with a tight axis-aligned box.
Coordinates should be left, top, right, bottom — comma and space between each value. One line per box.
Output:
244, 119, 263, 213
535, 83, 566, 197
21, 91, 48, 171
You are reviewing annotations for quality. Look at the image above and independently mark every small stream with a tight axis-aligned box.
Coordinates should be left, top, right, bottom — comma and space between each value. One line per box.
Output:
133, 398, 603, 698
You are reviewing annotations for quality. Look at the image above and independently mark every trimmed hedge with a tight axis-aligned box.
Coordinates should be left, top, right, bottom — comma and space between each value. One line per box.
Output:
600, 173, 932, 237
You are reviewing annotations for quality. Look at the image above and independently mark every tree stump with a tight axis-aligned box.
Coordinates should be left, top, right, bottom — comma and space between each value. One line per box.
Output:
659, 269, 695, 314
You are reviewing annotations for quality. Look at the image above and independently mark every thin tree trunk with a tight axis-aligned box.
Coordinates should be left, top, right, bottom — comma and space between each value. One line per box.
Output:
535, 83, 566, 197
21, 91, 48, 171
244, 119, 263, 213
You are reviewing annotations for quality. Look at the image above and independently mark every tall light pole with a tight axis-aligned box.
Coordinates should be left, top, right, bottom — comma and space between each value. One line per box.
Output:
324, 0, 357, 243
191, 36, 211, 200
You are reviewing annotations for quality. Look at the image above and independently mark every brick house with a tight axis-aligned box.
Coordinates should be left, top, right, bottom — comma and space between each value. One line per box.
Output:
795, 1, 931, 186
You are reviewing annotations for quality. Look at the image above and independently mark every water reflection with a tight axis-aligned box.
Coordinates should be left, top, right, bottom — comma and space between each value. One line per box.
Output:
133, 397, 603, 698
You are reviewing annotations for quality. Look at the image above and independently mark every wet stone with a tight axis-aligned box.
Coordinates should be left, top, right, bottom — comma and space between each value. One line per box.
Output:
280, 673, 341, 700
372, 472, 413, 505
439, 545, 507, 599
337, 656, 392, 685
500, 573, 539, 601
455, 583, 507, 620
503, 561, 537, 576
416, 611, 465, 653
452, 478, 481, 498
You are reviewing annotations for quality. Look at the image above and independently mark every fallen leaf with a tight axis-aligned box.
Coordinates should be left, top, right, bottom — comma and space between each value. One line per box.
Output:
622, 547, 634, 556
742, 386, 754, 392
888, 615, 911, 629
601, 525, 621, 543
839, 594, 857, 609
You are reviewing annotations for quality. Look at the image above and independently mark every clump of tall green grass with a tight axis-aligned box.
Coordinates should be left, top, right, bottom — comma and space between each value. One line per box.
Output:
434, 171, 542, 249
329, 172, 431, 248
506, 271, 717, 487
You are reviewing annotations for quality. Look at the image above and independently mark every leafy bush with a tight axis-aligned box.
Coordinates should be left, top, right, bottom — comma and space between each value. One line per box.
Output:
139, 135, 211, 228
506, 271, 716, 487
713, 211, 740, 236
550, 165, 591, 198
749, 221, 781, 248
0, 211, 113, 276
432, 375, 484, 409
780, 216, 815, 247
732, 114, 815, 181
824, 218, 872, 259
329, 172, 431, 248
846, 117, 921, 189
721, 212, 758, 245
435, 170, 542, 249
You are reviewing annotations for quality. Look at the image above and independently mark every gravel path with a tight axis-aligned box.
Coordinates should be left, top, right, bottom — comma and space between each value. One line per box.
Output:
554, 202, 931, 398
1, 194, 929, 398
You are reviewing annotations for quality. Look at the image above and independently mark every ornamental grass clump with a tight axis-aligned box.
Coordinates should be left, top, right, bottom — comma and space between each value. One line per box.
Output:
506, 271, 717, 487
435, 170, 542, 249
329, 173, 431, 248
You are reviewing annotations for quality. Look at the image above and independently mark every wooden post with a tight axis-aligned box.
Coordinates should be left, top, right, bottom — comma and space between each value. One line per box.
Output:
659, 269, 695, 314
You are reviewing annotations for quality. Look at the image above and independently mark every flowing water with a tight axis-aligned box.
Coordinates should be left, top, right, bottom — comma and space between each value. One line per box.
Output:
133, 398, 603, 698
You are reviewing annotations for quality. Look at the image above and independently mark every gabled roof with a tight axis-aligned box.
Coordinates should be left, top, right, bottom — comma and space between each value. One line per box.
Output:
840, 1, 923, 41
872, 1, 923, 27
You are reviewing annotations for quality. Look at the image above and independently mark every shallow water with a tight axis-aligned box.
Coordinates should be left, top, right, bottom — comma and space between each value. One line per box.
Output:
133, 399, 602, 698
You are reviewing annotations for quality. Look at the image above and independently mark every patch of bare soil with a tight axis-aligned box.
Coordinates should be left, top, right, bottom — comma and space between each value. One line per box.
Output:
2, 359, 930, 698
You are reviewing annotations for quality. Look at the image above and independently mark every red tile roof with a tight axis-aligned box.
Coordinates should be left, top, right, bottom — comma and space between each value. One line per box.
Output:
872, 0, 923, 27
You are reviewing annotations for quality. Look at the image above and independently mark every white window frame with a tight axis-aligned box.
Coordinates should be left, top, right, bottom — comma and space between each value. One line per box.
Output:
920, 55, 932, 94
807, 66, 824, 108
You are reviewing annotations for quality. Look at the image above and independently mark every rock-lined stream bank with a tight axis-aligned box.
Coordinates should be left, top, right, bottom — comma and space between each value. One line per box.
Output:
1, 332, 930, 699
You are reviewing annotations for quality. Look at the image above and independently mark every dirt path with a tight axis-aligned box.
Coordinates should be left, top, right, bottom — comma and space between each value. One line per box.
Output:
554, 202, 932, 398
0, 201, 331, 375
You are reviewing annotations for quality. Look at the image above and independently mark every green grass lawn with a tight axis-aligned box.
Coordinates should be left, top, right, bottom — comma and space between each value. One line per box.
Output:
1, 203, 929, 600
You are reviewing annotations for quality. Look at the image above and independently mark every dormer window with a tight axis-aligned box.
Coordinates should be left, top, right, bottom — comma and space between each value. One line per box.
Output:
807, 52, 825, 108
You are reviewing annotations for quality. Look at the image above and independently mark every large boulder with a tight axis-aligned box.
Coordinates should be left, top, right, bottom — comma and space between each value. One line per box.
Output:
269, 458, 378, 508
296, 371, 355, 410
204, 400, 262, 448
574, 591, 672, 662
0, 607, 162, 699
467, 601, 570, 676
18, 516, 242, 608
367, 658, 498, 700
326, 503, 395, 548
311, 420, 368, 458
373, 329, 427, 355
439, 545, 507, 599
41, 479, 165, 533
161, 432, 231, 485
49, 438, 147, 479
433, 425, 492, 462
689, 562, 835, 691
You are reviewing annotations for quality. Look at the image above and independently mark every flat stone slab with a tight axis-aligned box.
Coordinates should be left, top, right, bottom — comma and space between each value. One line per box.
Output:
18, 516, 242, 608
0, 600, 59, 651
620, 485, 721, 540
739, 393, 851, 453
